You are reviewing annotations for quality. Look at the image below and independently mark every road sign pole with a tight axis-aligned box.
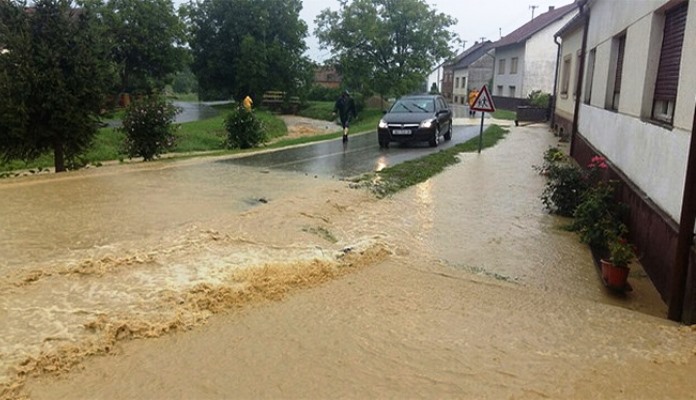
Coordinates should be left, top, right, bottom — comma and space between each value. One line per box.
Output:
478, 111, 485, 153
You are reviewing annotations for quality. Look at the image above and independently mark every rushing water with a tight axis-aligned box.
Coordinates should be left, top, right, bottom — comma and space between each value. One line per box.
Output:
2, 125, 694, 399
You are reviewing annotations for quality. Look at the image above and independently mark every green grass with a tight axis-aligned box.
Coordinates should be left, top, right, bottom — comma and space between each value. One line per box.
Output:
257, 111, 288, 141
297, 101, 335, 121
356, 124, 509, 198
0, 104, 381, 174
492, 109, 517, 120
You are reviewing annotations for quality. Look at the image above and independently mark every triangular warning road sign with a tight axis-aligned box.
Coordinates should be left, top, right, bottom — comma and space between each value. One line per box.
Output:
470, 84, 496, 113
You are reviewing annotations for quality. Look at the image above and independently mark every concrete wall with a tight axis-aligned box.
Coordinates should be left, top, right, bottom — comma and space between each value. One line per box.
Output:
525, 11, 578, 96
556, 24, 584, 118
579, 104, 689, 221
468, 52, 495, 95
580, 0, 696, 222
452, 69, 468, 105
493, 45, 525, 98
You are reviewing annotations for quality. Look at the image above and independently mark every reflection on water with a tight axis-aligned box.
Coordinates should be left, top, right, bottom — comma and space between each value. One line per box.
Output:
171, 101, 221, 124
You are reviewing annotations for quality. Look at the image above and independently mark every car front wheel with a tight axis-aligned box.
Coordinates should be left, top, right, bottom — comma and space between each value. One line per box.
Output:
429, 126, 440, 147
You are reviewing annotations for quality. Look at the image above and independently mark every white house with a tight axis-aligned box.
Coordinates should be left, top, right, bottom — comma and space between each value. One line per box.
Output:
492, 3, 578, 99
555, 0, 696, 322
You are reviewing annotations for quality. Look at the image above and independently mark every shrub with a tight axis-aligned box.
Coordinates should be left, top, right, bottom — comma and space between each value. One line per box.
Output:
528, 90, 550, 108
537, 147, 587, 216
121, 95, 179, 161
224, 106, 266, 149
307, 85, 342, 102
570, 183, 625, 254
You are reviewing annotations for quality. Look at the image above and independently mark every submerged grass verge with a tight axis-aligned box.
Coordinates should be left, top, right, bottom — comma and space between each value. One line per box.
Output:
355, 124, 508, 198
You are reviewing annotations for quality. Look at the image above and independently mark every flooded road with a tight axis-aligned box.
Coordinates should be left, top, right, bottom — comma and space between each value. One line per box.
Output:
226, 124, 481, 178
2, 124, 695, 399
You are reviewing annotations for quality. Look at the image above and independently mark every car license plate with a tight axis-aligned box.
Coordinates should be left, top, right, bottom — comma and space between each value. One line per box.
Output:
392, 129, 411, 135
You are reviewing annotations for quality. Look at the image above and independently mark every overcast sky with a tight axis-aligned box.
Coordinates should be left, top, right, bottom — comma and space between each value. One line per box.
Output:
176, 0, 577, 62
299, 0, 576, 62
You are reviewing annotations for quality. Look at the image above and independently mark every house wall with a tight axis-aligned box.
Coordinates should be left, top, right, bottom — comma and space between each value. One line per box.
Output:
427, 65, 443, 94
468, 51, 495, 95
493, 45, 525, 98
581, 0, 696, 221
555, 24, 584, 119
574, 0, 696, 313
525, 12, 578, 97
453, 69, 468, 105
441, 66, 454, 102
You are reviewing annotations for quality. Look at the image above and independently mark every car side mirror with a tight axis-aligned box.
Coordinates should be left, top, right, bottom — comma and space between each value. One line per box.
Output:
382, 110, 387, 114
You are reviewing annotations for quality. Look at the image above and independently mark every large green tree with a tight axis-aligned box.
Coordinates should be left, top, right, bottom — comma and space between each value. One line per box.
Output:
315, 0, 459, 98
183, 0, 311, 101
102, 0, 186, 95
0, 0, 116, 172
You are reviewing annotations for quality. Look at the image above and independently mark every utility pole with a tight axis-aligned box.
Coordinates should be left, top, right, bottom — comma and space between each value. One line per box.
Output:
462, 40, 467, 50
530, 5, 539, 20
479, 36, 486, 43
499, 27, 502, 39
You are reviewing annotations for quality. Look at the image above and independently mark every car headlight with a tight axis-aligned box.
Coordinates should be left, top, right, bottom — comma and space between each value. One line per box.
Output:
420, 119, 435, 128
378, 119, 388, 129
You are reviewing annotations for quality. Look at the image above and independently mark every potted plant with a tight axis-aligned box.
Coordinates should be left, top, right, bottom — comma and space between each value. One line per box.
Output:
600, 236, 634, 289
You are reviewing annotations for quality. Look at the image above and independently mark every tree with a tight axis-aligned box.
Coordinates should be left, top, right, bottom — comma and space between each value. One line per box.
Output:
102, 0, 186, 95
315, 0, 459, 98
0, 0, 116, 172
183, 0, 311, 102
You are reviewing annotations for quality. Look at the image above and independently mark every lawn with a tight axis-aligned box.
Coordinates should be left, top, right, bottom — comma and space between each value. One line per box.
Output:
0, 102, 383, 174
355, 124, 509, 198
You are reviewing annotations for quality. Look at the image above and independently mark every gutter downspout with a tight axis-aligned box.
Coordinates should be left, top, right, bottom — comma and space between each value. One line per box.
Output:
570, 1, 590, 157
669, 99, 696, 322
551, 35, 561, 130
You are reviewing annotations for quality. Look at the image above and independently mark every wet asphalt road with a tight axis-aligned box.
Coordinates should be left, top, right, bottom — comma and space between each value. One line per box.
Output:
221, 123, 487, 179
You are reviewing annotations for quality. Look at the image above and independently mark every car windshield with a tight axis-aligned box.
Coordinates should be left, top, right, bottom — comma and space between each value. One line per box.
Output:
390, 99, 435, 113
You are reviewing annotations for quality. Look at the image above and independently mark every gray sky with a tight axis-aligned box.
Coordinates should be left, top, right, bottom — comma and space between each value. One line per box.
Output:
175, 0, 576, 62
299, 0, 576, 62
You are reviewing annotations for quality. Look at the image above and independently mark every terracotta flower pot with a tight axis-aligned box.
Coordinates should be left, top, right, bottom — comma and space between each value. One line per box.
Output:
600, 259, 630, 289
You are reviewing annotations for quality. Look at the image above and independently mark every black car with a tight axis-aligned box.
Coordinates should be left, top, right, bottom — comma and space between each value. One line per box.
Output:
377, 94, 453, 148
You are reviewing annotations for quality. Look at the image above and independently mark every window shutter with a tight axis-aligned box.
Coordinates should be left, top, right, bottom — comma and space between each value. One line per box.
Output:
654, 2, 687, 101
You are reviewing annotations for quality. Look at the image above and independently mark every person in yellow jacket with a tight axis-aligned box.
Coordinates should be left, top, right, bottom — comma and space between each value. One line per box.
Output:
242, 95, 253, 111
468, 89, 478, 117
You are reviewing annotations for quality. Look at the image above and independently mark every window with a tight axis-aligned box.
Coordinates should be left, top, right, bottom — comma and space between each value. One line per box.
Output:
611, 34, 626, 111
652, 2, 687, 125
561, 55, 571, 95
509, 86, 516, 98
584, 48, 596, 104
455, 77, 460, 88
498, 59, 506, 74
462, 77, 467, 92
510, 57, 518, 74
497, 85, 503, 95
454, 96, 459, 103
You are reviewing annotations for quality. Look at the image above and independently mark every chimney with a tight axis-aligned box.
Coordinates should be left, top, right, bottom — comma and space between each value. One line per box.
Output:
549, 6, 555, 11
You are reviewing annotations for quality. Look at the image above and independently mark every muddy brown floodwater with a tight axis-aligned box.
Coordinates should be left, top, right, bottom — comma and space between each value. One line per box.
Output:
2, 124, 696, 399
